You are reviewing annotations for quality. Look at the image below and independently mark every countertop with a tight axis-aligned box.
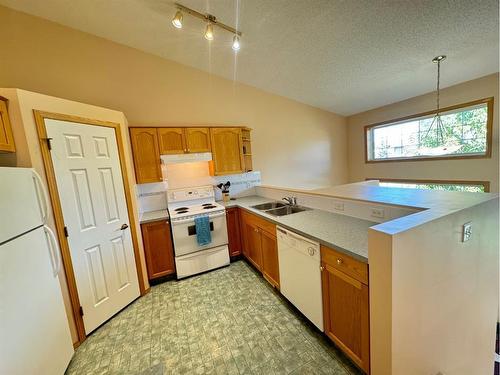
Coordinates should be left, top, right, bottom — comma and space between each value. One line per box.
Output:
260, 183, 499, 236
220, 196, 375, 262
139, 209, 169, 224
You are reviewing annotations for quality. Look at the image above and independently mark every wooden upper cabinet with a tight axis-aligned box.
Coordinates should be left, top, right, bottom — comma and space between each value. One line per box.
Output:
0, 98, 16, 153
226, 207, 242, 257
185, 128, 211, 153
141, 219, 176, 279
158, 127, 186, 154
129, 128, 162, 184
321, 245, 370, 373
210, 128, 244, 175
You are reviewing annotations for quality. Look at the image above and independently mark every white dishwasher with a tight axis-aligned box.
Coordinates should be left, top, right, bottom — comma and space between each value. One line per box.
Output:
277, 226, 323, 331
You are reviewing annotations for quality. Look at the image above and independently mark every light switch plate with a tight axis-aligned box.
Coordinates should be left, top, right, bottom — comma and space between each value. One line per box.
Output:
462, 222, 472, 242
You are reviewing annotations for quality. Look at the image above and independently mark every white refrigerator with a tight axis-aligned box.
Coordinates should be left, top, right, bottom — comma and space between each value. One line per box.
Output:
0, 167, 74, 374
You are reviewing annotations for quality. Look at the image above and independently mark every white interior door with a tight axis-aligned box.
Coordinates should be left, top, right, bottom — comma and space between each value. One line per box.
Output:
46, 119, 139, 334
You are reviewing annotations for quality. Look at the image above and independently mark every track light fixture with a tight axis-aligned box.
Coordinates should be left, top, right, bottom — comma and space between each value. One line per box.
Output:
172, 3, 242, 51
172, 10, 183, 29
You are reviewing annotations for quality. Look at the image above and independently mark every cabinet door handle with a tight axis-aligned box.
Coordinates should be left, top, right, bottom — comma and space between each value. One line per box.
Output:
337, 258, 343, 265
320, 266, 324, 271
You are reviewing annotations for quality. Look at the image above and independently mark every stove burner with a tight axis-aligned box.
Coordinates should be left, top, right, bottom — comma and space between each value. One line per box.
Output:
175, 210, 188, 214
174, 207, 189, 212
203, 205, 217, 209
201, 203, 213, 207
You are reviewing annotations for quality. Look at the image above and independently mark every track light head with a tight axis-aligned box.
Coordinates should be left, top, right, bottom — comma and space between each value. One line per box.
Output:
232, 35, 240, 51
205, 23, 214, 41
172, 10, 183, 29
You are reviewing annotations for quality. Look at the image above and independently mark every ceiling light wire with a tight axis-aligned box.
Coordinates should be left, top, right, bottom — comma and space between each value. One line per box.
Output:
423, 55, 448, 144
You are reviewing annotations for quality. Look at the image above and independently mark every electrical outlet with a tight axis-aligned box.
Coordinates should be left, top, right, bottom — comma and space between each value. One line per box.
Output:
333, 201, 344, 211
371, 207, 385, 219
462, 222, 472, 242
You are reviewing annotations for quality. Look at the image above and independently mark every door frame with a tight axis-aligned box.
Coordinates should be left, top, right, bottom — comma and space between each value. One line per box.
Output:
34, 110, 147, 347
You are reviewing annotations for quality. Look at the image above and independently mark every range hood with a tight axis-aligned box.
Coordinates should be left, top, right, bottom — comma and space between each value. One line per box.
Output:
160, 152, 212, 164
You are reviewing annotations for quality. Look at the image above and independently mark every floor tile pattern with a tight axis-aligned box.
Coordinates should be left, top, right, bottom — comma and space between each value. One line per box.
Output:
67, 261, 362, 374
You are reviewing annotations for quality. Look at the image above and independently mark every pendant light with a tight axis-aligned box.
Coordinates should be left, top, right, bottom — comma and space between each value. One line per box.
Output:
172, 10, 183, 29
204, 23, 214, 40
423, 55, 448, 144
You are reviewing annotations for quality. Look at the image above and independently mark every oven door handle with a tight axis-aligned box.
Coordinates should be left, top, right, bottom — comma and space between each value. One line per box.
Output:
171, 211, 226, 225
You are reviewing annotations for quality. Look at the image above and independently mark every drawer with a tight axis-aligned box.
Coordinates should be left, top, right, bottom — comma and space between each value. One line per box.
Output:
241, 209, 276, 236
321, 245, 368, 285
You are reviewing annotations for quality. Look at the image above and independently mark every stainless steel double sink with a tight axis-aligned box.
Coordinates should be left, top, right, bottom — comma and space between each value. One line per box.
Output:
251, 202, 311, 216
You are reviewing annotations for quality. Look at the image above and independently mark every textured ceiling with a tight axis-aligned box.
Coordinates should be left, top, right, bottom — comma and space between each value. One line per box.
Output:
1, 0, 498, 115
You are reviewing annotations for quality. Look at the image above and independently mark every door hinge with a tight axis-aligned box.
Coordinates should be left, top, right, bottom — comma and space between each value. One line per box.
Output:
64, 226, 69, 237
45, 137, 53, 150
79, 306, 84, 316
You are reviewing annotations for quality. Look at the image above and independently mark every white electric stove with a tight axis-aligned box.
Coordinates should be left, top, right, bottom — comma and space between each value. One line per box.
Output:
167, 185, 229, 279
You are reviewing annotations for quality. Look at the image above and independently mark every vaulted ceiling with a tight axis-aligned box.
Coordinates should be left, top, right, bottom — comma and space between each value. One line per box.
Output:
1, 0, 498, 115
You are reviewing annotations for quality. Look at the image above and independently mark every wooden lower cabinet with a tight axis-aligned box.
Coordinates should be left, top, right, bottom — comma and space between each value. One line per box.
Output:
226, 207, 242, 257
260, 229, 279, 288
241, 217, 262, 270
240, 210, 279, 288
321, 245, 370, 373
141, 220, 176, 280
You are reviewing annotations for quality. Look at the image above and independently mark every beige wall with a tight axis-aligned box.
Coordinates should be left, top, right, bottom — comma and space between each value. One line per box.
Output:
0, 5, 348, 189
0, 88, 149, 344
347, 74, 499, 192
370, 199, 499, 374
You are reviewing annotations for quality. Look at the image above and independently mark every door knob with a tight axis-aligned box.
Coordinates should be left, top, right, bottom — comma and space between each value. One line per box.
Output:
120, 223, 129, 231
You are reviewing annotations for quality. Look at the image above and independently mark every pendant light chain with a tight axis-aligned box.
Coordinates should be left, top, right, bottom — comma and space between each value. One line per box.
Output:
436, 59, 441, 115
423, 55, 447, 144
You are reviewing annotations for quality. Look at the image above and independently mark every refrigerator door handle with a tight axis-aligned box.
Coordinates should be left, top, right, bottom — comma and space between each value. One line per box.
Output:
43, 225, 61, 277
32, 170, 50, 223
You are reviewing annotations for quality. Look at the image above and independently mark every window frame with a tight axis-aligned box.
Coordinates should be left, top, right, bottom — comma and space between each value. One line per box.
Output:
366, 178, 490, 192
364, 97, 494, 163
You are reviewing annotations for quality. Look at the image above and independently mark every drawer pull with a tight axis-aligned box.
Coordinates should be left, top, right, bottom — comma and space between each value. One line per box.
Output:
337, 258, 343, 265
308, 247, 315, 256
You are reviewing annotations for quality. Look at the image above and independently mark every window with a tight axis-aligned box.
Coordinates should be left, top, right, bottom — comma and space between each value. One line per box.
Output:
368, 178, 489, 193
365, 98, 493, 162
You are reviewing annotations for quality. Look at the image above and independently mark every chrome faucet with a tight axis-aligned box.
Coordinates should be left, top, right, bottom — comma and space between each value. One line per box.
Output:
282, 196, 297, 206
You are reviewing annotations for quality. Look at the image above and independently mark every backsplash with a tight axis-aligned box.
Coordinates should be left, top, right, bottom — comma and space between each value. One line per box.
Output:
135, 164, 261, 213
213, 171, 261, 200
136, 181, 168, 213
